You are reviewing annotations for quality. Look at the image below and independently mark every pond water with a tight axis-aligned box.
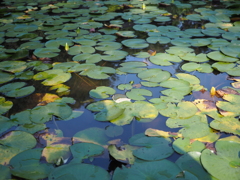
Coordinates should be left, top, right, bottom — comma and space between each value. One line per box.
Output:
0, 0, 240, 179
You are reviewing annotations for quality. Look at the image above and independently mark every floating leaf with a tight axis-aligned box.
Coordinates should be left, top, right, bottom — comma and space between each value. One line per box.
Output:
159, 101, 198, 119
138, 68, 171, 82
201, 136, 240, 180
0, 131, 37, 165
102, 50, 128, 61
0, 71, 15, 84
126, 88, 152, 100
182, 62, 213, 73
176, 151, 212, 180
0, 61, 27, 73
105, 125, 123, 137
95, 41, 122, 51
49, 163, 110, 180
33, 48, 60, 58
73, 127, 109, 146
70, 143, 104, 164
129, 133, 173, 160
113, 160, 181, 180
0, 82, 35, 98
108, 144, 135, 164
10, 148, 54, 179
121, 39, 149, 49
117, 61, 147, 74
173, 138, 205, 154
0, 96, 13, 115
150, 53, 182, 66
33, 69, 71, 86
207, 51, 238, 62
89, 86, 116, 99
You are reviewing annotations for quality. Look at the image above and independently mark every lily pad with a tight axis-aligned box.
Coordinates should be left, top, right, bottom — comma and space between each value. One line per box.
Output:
122, 39, 149, 49
126, 88, 152, 100
89, 86, 116, 99
95, 41, 122, 51
113, 160, 182, 180
48, 163, 110, 180
33, 69, 71, 86
68, 45, 95, 55
207, 51, 238, 62
159, 101, 198, 119
0, 131, 37, 165
176, 151, 212, 180
129, 133, 174, 160
70, 142, 105, 164
173, 138, 205, 154
0, 82, 35, 98
73, 127, 109, 146
201, 136, 240, 180
33, 48, 60, 58
117, 61, 147, 74
150, 53, 182, 66
101, 50, 128, 61
0, 61, 27, 73
10, 148, 54, 179
137, 68, 171, 82
182, 62, 213, 73
0, 96, 13, 115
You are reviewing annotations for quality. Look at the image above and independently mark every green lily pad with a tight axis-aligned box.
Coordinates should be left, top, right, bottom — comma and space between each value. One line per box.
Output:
122, 39, 149, 49
105, 125, 124, 137
33, 48, 60, 58
173, 138, 205, 154
102, 50, 128, 61
138, 68, 171, 82
210, 116, 240, 135
0, 61, 27, 73
16, 123, 46, 134
182, 62, 213, 73
10, 109, 32, 125
159, 78, 192, 99
0, 165, 11, 180
117, 61, 147, 74
0, 131, 37, 165
166, 46, 194, 57
108, 144, 135, 164
180, 53, 209, 62
117, 84, 132, 91
176, 151, 212, 180
201, 136, 240, 180
73, 53, 102, 63
79, 65, 116, 80
147, 36, 171, 44
113, 160, 182, 180
19, 41, 44, 50
49, 163, 110, 180
73, 39, 96, 46
68, 45, 95, 55
70, 142, 105, 164
73, 127, 109, 146
0, 116, 16, 134
133, 24, 157, 32
207, 51, 239, 62
31, 102, 72, 124
220, 45, 240, 58
89, 86, 116, 99
227, 66, 240, 76
212, 62, 236, 72
0, 96, 13, 115
159, 101, 198, 119
111, 101, 158, 126
126, 88, 152, 100
150, 53, 182, 66
216, 94, 240, 115
10, 148, 54, 179
33, 69, 71, 86
0, 82, 35, 98
116, 31, 136, 38
42, 144, 70, 163
96, 41, 122, 51
129, 133, 173, 160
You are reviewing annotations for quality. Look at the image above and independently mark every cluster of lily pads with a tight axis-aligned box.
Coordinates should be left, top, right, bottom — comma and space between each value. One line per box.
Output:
0, 0, 240, 179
